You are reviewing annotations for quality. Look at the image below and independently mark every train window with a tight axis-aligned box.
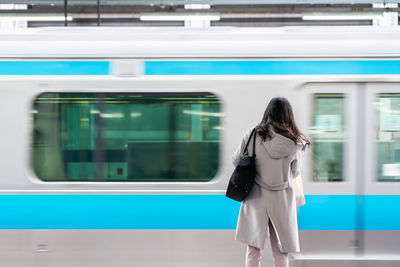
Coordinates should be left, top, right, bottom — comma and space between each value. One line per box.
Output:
310, 94, 345, 182
31, 93, 221, 182
375, 93, 400, 182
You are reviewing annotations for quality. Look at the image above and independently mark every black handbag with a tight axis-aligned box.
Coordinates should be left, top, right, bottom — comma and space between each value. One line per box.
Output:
226, 128, 257, 202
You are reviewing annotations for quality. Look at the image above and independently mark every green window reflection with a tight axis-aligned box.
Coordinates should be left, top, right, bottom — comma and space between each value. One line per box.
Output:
310, 94, 345, 182
375, 93, 400, 182
31, 93, 221, 182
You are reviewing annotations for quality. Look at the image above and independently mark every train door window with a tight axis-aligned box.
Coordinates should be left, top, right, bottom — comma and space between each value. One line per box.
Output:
374, 93, 400, 182
310, 93, 345, 182
31, 93, 221, 182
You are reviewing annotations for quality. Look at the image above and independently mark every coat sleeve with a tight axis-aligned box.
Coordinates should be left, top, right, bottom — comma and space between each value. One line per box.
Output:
231, 129, 252, 167
290, 150, 302, 178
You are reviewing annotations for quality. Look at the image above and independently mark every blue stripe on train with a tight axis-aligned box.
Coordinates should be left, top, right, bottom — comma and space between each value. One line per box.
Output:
0, 194, 397, 230
0, 60, 400, 76
145, 60, 400, 75
0, 61, 109, 75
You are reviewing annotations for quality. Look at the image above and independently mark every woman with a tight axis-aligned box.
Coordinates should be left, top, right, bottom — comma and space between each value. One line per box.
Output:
232, 97, 311, 267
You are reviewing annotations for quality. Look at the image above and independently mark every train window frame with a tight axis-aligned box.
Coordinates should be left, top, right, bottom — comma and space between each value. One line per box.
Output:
364, 83, 400, 195
296, 83, 357, 195
30, 92, 222, 183
373, 93, 400, 182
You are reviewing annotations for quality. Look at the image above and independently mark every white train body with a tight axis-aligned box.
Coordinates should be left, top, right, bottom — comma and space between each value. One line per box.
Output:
0, 26, 399, 266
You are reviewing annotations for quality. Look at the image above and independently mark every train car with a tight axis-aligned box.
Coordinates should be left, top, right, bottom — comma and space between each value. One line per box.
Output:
0, 26, 400, 267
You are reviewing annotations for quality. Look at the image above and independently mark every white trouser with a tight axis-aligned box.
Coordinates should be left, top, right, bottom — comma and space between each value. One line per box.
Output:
246, 220, 289, 267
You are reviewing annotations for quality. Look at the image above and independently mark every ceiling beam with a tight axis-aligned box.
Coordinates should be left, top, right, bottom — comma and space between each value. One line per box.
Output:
0, 5, 399, 14
0, 0, 400, 5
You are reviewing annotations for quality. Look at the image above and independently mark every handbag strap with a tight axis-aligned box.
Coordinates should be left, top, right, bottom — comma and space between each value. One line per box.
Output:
252, 127, 256, 157
243, 127, 257, 156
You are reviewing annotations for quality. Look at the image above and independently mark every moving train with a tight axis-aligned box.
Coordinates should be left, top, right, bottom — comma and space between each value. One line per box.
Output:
0, 26, 400, 267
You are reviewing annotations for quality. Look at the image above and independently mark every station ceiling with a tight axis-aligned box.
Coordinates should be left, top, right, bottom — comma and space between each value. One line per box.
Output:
0, 0, 398, 27
0, 0, 399, 4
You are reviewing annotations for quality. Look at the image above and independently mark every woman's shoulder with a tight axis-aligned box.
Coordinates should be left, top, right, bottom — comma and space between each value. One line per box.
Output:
241, 127, 256, 139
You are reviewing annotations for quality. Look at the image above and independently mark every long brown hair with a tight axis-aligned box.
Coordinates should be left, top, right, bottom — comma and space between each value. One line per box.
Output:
256, 97, 311, 150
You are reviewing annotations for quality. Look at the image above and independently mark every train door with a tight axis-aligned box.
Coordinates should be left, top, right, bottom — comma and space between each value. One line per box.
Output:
363, 83, 400, 260
295, 83, 359, 259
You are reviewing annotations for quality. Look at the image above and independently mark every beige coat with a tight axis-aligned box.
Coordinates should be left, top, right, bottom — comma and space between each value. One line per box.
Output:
232, 127, 303, 253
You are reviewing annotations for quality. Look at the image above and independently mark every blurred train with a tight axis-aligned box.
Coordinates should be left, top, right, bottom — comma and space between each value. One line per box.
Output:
0, 26, 400, 267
